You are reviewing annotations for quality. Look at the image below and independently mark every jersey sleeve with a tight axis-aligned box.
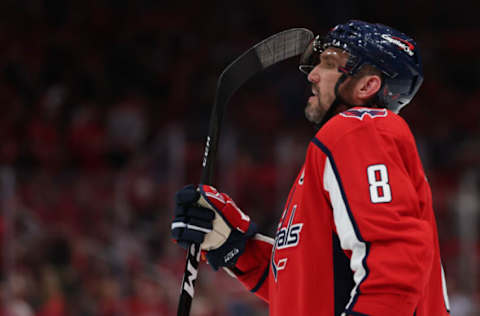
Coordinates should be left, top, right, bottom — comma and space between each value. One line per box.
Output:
313, 123, 435, 316
230, 233, 273, 302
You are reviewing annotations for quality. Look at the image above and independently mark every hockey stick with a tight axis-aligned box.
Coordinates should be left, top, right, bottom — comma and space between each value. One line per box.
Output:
176, 28, 313, 316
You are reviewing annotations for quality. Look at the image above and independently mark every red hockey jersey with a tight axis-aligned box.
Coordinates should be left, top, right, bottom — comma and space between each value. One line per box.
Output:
233, 107, 450, 316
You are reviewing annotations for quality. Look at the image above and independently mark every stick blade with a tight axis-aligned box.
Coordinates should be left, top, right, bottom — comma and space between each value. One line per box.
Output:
217, 28, 314, 103
254, 28, 314, 68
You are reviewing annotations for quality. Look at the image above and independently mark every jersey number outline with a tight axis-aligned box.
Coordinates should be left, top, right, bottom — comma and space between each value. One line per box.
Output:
367, 164, 392, 203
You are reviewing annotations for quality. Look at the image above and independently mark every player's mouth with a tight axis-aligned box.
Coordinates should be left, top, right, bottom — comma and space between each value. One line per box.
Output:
308, 87, 319, 103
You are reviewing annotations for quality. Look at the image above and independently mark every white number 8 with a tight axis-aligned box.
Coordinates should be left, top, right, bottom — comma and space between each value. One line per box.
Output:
367, 164, 392, 203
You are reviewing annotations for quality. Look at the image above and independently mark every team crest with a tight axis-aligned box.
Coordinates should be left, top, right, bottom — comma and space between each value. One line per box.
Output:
340, 108, 388, 120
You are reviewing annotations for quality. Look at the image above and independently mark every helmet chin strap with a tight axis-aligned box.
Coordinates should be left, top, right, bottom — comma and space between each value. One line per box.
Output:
314, 73, 350, 130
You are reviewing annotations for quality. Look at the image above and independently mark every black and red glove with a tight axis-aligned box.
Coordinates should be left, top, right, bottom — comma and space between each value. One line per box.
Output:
171, 184, 258, 270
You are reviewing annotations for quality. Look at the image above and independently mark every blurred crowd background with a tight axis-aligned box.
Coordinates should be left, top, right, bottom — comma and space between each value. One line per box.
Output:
0, 0, 479, 315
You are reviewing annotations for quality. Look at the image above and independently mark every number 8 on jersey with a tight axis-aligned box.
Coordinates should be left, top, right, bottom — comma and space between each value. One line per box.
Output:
367, 164, 392, 203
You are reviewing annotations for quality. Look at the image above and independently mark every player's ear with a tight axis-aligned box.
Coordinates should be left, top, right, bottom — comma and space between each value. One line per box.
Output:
356, 75, 382, 101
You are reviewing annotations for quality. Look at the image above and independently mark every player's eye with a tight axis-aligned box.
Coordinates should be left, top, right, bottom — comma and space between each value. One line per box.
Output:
319, 57, 336, 68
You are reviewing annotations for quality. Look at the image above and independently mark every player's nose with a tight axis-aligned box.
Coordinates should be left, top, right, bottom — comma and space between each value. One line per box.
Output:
307, 65, 320, 83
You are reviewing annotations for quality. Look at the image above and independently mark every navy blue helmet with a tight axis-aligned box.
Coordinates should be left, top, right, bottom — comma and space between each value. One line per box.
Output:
300, 20, 424, 113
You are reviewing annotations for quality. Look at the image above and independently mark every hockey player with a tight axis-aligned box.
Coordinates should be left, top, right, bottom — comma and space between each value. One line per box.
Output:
171, 20, 451, 316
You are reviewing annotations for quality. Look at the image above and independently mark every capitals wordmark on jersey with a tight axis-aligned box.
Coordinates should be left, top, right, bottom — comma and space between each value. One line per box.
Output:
271, 203, 303, 282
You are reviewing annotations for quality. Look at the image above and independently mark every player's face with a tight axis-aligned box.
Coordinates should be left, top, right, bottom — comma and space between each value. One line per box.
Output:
305, 48, 349, 124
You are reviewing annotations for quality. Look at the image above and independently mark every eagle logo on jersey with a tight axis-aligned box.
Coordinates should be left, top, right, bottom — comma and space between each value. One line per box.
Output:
271, 204, 303, 282
340, 108, 388, 120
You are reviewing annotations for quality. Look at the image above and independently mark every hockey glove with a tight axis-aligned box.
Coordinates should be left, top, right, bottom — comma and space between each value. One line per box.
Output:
171, 184, 257, 270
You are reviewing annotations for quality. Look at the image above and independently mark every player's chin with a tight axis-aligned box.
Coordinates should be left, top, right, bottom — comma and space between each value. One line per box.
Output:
305, 101, 324, 124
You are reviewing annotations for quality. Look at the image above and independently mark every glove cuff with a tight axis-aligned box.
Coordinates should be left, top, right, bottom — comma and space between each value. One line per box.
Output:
206, 222, 258, 270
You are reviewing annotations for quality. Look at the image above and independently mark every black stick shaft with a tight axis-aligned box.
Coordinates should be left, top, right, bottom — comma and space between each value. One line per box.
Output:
177, 243, 200, 316
177, 75, 226, 316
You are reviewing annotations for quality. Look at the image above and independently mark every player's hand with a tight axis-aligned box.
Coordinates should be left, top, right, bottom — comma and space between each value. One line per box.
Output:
171, 184, 215, 249
171, 184, 257, 270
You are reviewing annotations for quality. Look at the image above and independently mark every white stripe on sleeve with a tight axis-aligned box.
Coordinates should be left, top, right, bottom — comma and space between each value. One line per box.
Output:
323, 156, 368, 309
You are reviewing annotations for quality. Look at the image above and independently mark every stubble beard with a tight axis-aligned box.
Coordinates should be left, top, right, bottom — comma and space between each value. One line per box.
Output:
305, 96, 326, 124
